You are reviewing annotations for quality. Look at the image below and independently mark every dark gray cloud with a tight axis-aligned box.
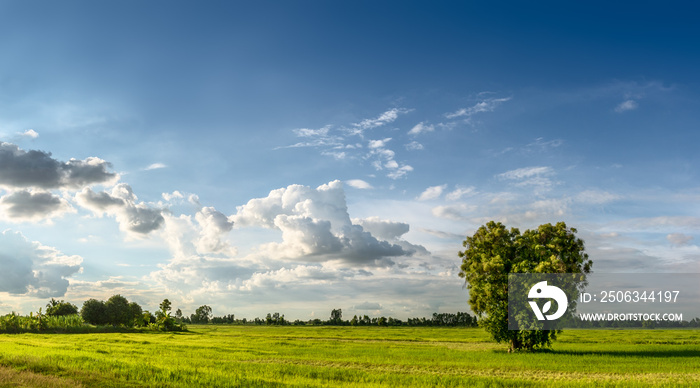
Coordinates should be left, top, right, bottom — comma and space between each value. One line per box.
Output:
0, 142, 117, 189
74, 187, 125, 211
0, 190, 73, 221
353, 301, 382, 310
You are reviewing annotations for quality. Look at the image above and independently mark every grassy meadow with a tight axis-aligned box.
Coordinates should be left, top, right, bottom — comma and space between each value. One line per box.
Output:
0, 325, 698, 387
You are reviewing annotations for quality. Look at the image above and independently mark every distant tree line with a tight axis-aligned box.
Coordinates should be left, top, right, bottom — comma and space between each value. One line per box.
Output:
174, 307, 478, 327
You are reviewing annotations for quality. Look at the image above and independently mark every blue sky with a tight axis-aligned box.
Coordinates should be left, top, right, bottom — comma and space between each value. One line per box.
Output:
0, 1, 699, 319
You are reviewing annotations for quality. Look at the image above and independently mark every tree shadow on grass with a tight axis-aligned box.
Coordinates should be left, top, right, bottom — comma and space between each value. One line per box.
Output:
491, 347, 700, 358
550, 349, 700, 358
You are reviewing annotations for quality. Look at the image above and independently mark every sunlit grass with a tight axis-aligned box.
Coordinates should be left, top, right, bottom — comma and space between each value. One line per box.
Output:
0, 326, 698, 387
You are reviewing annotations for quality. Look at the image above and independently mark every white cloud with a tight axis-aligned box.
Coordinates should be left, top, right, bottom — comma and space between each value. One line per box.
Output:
404, 141, 424, 151
352, 217, 410, 241
194, 207, 235, 255
368, 138, 392, 149
238, 266, 355, 291
293, 126, 331, 137
162, 190, 184, 201
417, 185, 447, 201
144, 163, 167, 170
365, 139, 413, 180
445, 186, 475, 201
351, 108, 410, 134
345, 179, 373, 189
498, 166, 552, 180
575, 190, 622, 204
408, 122, 434, 136
278, 109, 415, 179
21, 129, 39, 139
497, 166, 555, 193
321, 151, 346, 160
615, 99, 638, 113
231, 181, 412, 266
431, 204, 474, 221
386, 165, 413, 180
0, 230, 82, 297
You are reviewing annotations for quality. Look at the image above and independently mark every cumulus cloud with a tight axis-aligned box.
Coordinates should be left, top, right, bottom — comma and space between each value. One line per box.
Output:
0, 230, 82, 297
76, 183, 164, 237
0, 190, 74, 222
0, 142, 118, 190
352, 217, 410, 241
194, 207, 235, 254
232, 181, 411, 266
417, 185, 447, 201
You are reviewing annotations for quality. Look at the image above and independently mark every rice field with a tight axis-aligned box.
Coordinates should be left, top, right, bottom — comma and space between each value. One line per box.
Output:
0, 325, 698, 387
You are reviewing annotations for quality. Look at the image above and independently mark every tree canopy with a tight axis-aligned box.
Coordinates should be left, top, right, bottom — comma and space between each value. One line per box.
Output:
45, 298, 79, 316
459, 221, 592, 351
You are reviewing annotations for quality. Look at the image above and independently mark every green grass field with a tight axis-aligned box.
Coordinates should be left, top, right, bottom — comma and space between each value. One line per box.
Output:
0, 325, 698, 387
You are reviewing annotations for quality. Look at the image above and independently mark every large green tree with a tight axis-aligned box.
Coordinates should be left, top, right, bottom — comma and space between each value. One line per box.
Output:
105, 295, 133, 326
458, 221, 592, 351
81, 298, 107, 325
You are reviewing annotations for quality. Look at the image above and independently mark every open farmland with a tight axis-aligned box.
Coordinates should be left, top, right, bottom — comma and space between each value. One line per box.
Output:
0, 326, 698, 387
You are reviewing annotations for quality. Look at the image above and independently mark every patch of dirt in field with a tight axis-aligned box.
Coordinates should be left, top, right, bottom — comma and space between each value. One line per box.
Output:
0, 365, 83, 388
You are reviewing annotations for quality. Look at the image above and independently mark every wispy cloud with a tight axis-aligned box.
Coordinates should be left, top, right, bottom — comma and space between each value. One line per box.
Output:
497, 166, 555, 194
445, 186, 475, 201
615, 99, 638, 113
404, 141, 423, 151
417, 185, 447, 201
667, 233, 693, 246
348, 108, 411, 136
345, 179, 373, 189
445, 97, 511, 119
575, 190, 621, 204
144, 163, 167, 171
408, 122, 434, 136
